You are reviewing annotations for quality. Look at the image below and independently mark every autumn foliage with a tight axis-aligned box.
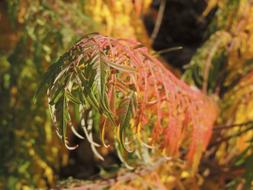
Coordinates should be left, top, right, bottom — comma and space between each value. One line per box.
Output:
3, 0, 253, 189
37, 33, 218, 171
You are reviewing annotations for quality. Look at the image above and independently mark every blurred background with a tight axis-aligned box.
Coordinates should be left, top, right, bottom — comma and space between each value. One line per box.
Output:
1, 0, 253, 189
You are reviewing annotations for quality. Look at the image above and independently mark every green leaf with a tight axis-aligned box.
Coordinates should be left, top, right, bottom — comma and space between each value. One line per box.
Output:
93, 53, 107, 103
107, 60, 135, 73
114, 136, 134, 170
34, 57, 64, 103
91, 52, 115, 124
55, 91, 68, 143
65, 90, 82, 104
118, 93, 135, 152
49, 88, 63, 105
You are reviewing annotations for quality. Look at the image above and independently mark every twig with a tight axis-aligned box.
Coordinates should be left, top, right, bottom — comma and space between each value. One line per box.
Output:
210, 124, 253, 147
151, 0, 166, 43
153, 46, 183, 56
213, 121, 253, 130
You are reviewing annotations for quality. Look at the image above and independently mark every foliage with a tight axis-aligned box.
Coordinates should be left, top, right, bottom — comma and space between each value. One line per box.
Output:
184, 0, 253, 94
215, 71, 253, 189
0, 0, 96, 188
2, 0, 253, 189
0, 0, 153, 189
36, 33, 218, 174
183, 0, 253, 188
83, 0, 151, 45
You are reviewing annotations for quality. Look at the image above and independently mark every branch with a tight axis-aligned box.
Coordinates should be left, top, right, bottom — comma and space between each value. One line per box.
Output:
210, 123, 253, 147
59, 157, 171, 189
213, 121, 253, 131
151, 0, 166, 43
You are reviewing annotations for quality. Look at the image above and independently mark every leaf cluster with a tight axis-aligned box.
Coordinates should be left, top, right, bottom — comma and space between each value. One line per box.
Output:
37, 34, 218, 172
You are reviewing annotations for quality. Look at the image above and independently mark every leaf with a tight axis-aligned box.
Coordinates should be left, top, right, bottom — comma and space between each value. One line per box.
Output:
89, 53, 116, 125
65, 140, 79, 150
75, 66, 88, 83
65, 90, 82, 104
55, 91, 69, 144
100, 118, 110, 148
117, 92, 135, 152
71, 125, 85, 139
86, 89, 101, 112
49, 88, 64, 105
34, 57, 64, 103
93, 52, 107, 106
114, 134, 134, 170
107, 60, 136, 73
75, 68, 100, 112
